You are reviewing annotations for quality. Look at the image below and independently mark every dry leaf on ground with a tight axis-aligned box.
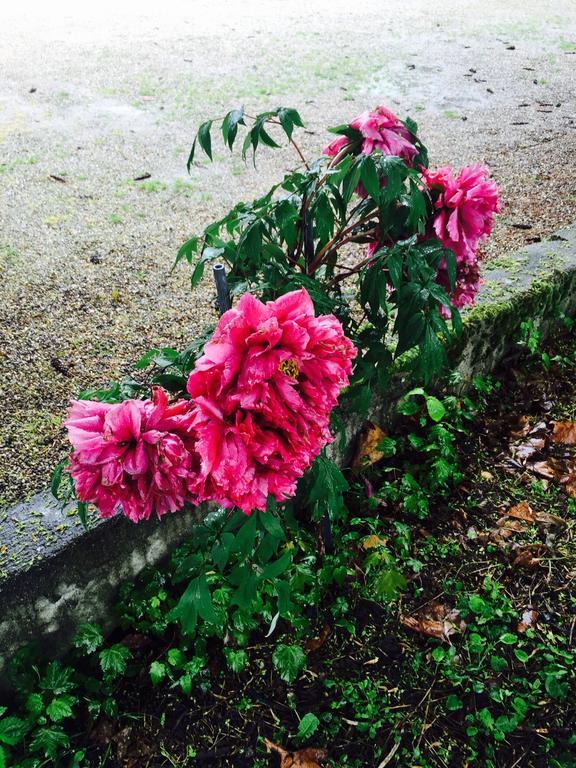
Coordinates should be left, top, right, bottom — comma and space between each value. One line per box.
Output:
352, 422, 387, 470
401, 601, 465, 642
506, 501, 535, 522
304, 624, 332, 654
265, 738, 329, 767
518, 609, 539, 632
551, 421, 576, 445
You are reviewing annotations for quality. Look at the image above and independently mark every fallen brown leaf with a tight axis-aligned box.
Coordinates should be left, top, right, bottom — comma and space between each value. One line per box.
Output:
304, 624, 332, 654
495, 516, 529, 534
401, 601, 465, 642
551, 421, 576, 445
511, 544, 548, 570
510, 415, 532, 439
518, 609, 539, 632
265, 738, 329, 767
512, 437, 545, 462
362, 534, 388, 550
352, 422, 387, 470
534, 510, 566, 527
506, 501, 535, 522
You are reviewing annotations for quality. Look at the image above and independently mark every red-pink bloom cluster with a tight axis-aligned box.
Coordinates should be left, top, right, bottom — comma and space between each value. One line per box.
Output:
323, 105, 417, 165
422, 164, 501, 309
422, 164, 501, 263
187, 289, 357, 514
66, 289, 356, 520
66, 388, 199, 522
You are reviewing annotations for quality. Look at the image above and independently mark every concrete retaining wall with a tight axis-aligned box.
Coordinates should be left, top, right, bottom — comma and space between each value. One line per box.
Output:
1, 223, 576, 688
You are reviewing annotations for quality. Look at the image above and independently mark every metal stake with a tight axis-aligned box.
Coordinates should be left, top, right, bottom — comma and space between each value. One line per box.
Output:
212, 263, 231, 316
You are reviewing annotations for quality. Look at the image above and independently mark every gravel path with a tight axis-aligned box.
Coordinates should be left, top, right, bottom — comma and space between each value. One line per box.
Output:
1, 0, 575, 507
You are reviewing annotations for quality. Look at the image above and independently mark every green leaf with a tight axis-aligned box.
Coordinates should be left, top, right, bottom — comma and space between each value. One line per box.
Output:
46, 695, 76, 723
167, 648, 187, 668
174, 575, 217, 633
191, 259, 205, 288
77, 501, 88, 530
425, 396, 446, 422
359, 155, 380, 200
174, 235, 200, 268
29, 726, 69, 759
296, 712, 320, 741
444, 248, 457, 291
197, 120, 213, 161
272, 644, 306, 684
499, 633, 517, 646
73, 623, 103, 654
259, 507, 286, 541
545, 674, 568, 700
50, 460, 67, 500
0, 745, 5, 768
149, 661, 167, 686
39, 662, 75, 695
221, 107, 245, 149
278, 107, 304, 140
26, 693, 44, 717
224, 648, 248, 673
373, 569, 407, 599
514, 649, 530, 663
99, 644, 131, 679
386, 249, 403, 289
445, 694, 463, 711
0, 716, 27, 746
186, 138, 197, 172
261, 550, 292, 580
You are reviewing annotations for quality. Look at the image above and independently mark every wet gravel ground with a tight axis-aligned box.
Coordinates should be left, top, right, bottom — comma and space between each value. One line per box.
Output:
0, 0, 575, 507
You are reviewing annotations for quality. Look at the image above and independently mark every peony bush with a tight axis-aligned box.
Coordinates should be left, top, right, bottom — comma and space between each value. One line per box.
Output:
57, 103, 501, 526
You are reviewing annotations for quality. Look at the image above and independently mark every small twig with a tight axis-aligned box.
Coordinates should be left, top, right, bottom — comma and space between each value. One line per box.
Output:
376, 739, 401, 768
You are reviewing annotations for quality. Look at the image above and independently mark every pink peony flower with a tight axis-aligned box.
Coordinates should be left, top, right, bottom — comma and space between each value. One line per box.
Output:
66, 388, 200, 522
350, 106, 417, 163
436, 257, 482, 313
187, 289, 356, 514
322, 135, 350, 157
423, 164, 501, 262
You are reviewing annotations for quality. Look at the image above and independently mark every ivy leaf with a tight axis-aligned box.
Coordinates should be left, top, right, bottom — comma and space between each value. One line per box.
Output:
425, 396, 446, 422
73, 623, 103, 655
272, 644, 306, 684
46, 695, 76, 723
29, 726, 69, 759
149, 661, 167, 686
296, 712, 320, 741
0, 716, 27, 747
26, 693, 44, 717
224, 648, 248, 673
99, 644, 132, 679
